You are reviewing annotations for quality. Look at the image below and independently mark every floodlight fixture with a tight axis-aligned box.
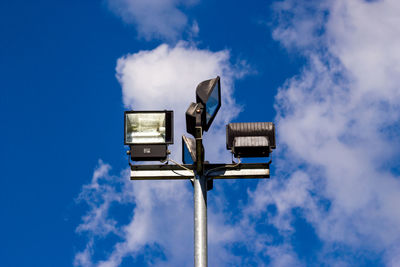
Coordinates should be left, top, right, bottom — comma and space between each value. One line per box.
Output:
226, 122, 276, 158
186, 76, 221, 137
196, 76, 221, 131
185, 102, 201, 137
124, 110, 173, 161
182, 135, 196, 164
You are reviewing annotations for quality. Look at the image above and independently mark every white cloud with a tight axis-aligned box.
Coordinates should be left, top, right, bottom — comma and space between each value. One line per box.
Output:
75, 161, 194, 266
272, 0, 330, 51
107, 0, 199, 41
248, 0, 400, 264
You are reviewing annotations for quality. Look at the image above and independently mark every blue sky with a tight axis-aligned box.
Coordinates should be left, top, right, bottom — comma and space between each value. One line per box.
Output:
1, 0, 400, 266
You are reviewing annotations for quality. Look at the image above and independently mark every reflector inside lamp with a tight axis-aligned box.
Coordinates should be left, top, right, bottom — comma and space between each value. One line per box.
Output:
125, 113, 166, 144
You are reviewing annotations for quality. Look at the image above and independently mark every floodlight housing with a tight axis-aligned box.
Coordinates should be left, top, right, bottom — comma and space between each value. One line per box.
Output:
185, 102, 201, 137
124, 110, 173, 161
195, 76, 221, 132
226, 122, 276, 158
182, 135, 196, 164
186, 76, 221, 137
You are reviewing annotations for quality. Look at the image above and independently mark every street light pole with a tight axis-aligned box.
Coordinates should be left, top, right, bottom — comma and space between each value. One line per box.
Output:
194, 124, 207, 267
194, 172, 207, 267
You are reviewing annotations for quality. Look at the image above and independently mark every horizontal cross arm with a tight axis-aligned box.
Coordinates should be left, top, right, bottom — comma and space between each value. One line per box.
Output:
130, 163, 270, 180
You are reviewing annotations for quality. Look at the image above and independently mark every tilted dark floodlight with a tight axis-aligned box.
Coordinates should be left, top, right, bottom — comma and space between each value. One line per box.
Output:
186, 76, 221, 137
182, 135, 214, 190
124, 110, 173, 161
226, 122, 276, 158
182, 135, 196, 164
196, 76, 221, 130
185, 102, 201, 137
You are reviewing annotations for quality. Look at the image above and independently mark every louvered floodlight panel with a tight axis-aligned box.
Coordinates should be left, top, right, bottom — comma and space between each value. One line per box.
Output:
233, 136, 269, 147
226, 122, 276, 149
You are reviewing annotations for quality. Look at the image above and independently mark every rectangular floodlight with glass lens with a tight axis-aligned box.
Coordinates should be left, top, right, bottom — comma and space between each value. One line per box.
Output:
195, 76, 221, 131
124, 110, 173, 145
226, 122, 276, 158
125, 110, 173, 161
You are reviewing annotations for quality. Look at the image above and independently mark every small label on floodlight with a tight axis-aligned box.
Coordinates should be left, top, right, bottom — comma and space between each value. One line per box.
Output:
143, 148, 151, 154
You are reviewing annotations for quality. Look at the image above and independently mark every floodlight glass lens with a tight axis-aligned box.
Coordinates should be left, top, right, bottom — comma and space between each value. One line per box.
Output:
125, 113, 166, 144
205, 82, 220, 123
183, 143, 194, 164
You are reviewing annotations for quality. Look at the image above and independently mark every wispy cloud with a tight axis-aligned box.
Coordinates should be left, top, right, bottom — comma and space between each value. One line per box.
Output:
75, 160, 194, 266
248, 0, 400, 264
107, 0, 199, 41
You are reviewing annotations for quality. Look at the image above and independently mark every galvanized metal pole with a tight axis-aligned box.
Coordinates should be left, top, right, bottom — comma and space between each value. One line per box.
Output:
194, 122, 207, 267
194, 173, 207, 267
